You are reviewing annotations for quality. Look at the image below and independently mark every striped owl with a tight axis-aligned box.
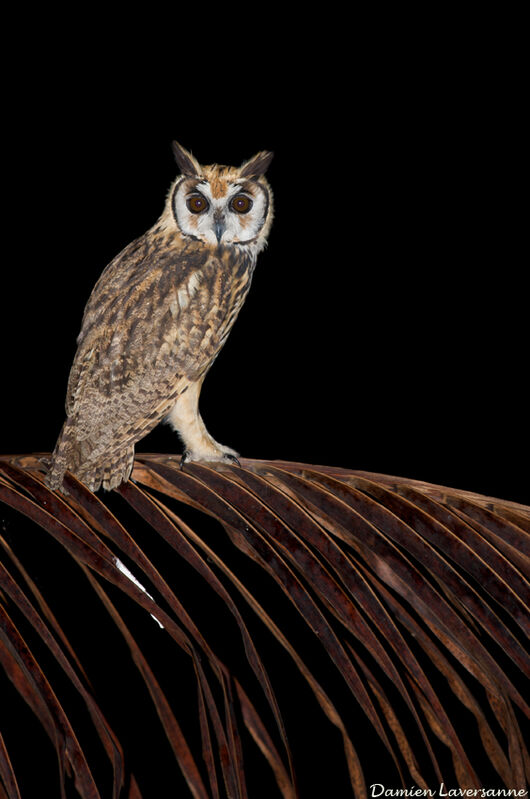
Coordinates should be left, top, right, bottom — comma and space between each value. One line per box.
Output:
46, 141, 274, 493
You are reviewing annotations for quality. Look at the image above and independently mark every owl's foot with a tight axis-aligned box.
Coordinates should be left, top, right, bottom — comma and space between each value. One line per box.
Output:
180, 446, 241, 470
168, 386, 241, 470
224, 453, 241, 467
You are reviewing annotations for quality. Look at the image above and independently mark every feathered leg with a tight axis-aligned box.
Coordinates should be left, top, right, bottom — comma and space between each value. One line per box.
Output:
166, 380, 239, 464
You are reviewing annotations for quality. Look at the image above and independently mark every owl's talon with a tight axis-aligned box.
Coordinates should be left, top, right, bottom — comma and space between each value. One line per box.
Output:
178, 449, 240, 468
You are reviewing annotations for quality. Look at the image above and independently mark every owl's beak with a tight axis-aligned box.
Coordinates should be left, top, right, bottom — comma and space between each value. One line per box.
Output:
213, 212, 226, 244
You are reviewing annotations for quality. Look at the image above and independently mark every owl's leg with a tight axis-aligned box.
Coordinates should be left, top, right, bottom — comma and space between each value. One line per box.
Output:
166, 380, 239, 465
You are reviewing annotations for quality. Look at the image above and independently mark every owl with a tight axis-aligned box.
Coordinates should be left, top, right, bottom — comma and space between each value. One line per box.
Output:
46, 141, 274, 493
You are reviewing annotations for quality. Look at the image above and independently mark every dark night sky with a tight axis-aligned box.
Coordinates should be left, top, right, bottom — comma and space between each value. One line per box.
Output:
1, 49, 527, 506
0, 24, 527, 799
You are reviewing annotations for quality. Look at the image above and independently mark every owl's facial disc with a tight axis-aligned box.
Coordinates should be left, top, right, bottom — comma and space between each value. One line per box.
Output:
172, 177, 269, 247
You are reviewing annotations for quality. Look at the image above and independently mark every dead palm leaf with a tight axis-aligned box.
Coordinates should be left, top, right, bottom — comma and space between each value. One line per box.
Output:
0, 453, 528, 797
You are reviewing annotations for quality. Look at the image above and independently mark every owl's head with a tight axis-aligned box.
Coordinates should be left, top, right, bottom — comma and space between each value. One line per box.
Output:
169, 141, 273, 251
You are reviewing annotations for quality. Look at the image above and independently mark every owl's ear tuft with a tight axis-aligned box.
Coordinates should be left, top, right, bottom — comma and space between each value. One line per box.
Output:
239, 150, 274, 178
172, 141, 203, 177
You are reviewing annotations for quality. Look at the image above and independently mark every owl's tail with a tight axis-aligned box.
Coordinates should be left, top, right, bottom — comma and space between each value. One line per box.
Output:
77, 446, 135, 493
45, 421, 135, 494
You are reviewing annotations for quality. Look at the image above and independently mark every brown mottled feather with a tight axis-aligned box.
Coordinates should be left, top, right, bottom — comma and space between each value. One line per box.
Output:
46, 143, 272, 493
47, 226, 255, 491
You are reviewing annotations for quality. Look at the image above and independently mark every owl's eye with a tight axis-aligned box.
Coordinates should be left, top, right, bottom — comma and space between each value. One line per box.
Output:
187, 194, 209, 214
230, 194, 253, 214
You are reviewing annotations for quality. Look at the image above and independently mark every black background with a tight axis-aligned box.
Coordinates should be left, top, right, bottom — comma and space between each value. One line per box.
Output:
0, 18, 527, 799
2, 49, 526, 506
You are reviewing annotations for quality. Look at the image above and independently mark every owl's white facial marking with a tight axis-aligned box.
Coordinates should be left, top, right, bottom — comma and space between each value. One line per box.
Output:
172, 176, 270, 249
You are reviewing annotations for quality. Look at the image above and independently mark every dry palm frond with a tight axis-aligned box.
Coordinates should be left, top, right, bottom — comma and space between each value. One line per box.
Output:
0, 453, 528, 798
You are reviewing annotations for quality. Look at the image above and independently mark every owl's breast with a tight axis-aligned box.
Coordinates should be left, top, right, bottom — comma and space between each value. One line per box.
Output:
160, 246, 256, 380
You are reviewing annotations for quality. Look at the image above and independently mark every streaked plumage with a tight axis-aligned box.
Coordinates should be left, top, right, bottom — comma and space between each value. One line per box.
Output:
46, 141, 273, 493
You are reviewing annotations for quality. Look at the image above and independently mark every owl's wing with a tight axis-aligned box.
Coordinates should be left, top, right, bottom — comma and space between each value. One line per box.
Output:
62, 231, 212, 459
